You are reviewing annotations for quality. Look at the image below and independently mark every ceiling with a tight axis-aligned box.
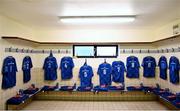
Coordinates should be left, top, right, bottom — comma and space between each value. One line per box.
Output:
0, 0, 180, 29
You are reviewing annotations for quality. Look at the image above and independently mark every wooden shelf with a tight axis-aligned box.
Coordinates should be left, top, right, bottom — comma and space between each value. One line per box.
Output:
1, 34, 180, 45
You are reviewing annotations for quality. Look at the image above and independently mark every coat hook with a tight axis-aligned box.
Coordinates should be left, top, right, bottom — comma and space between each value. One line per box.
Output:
139, 49, 141, 53
161, 49, 164, 53
27, 49, 29, 53
66, 49, 68, 54
22, 48, 24, 53
157, 49, 159, 53
166, 48, 169, 53
31, 49, 33, 53
9, 47, 12, 52
16, 48, 18, 52
123, 49, 125, 53
172, 48, 175, 52
58, 49, 60, 53
42, 50, 44, 53
131, 49, 133, 53
148, 49, 150, 53
178, 47, 180, 52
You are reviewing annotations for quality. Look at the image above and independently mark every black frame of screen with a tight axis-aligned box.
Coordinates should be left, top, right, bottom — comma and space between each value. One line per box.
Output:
73, 45, 118, 58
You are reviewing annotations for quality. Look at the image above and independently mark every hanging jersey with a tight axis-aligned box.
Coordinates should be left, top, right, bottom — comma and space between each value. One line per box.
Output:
126, 56, 140, 78
2, 56, 18, 89
43, 56, 58, 80
112, 61, 126, 83
97, 63, 112, 86
158, 56, 168, 80
60, 57, 74, 80
79, 64, 94, 87
142, 56, 156, 77
22, 56, 33, 83
169, 56, 179, 84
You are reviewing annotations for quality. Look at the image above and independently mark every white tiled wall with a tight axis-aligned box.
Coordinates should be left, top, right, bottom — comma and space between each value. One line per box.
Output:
0, 39, 180, 110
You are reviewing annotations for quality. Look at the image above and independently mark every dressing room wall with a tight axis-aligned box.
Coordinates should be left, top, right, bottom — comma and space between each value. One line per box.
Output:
0, 14, 180, 110
0, 15, 39, 110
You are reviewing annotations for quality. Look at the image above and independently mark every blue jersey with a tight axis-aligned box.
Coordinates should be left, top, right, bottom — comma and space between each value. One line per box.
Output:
158, 56, 168, 80
112, 61, 126, 83
97, 62, 112, 86
60, 57, 74, 80
169, 56, 179, 84
126, 56, 140, 78
142, 56, 156, 77
79, 64, 94, 87
43, 55, 58, 81
22, 56, 33, 83
2, 56, 18, 89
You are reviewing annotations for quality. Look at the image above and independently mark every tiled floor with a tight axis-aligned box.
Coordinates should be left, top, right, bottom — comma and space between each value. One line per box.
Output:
23, 101, 169, 110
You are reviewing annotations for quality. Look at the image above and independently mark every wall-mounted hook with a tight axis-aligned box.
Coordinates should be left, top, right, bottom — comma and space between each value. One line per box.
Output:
148, 49, 150, 53
166, 48, 169, 53
104, 59, 107, 63
172, 48, 175, 52
123, 49, 125, 53
58, 49, 60, 53
131, 49, 133, 53
50, 49, 52, 53
161, 49, 164, 53
9, 47, 12, 52
139, 49, 141, 53
27, 49, 29, 53
178, 47, 180, 52
31, 49, 33, 53
42, 50, 44, 53
16, 48, 18, 52
157, 49, 159, 53
22, 48, 24, 53
66, 49, 68, 54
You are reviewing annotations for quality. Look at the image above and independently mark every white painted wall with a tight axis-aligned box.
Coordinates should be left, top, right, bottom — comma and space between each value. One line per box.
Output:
0, 14, 180, 110
154, 19, 180, 41
33, 28, 155, 42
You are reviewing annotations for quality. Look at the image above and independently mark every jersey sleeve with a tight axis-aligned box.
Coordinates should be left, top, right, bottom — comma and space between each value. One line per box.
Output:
54, 58, 58, 69
43, 58, 47, 69
60, 58, 63, 69
97, 65, 100, 75
141, 58, 145, 67
126, 57, 129, 67
154, 58, 157, 67
22, 58, 25, 70
177, 59, 180, 70
158, 57, 161, 67
30, 57, 33, 68
78, 67, 82, 78
70, 58, 74, 68
90, 66, 94, 77
2, 58, 7, 74
14, 58, 18, 72
109, 64, 112, 73
136, 58, 140, 68
123, 63, 126, 72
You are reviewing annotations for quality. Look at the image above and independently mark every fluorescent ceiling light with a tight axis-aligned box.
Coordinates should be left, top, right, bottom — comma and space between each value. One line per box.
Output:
59, 16, 135, 24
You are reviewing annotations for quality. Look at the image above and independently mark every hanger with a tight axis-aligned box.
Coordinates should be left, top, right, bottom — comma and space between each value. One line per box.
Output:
84, 59, 87, 66
49, 50, 53, 57
9, 47, 12, 52
16, 48, 18, 52
104, 59, 107, 63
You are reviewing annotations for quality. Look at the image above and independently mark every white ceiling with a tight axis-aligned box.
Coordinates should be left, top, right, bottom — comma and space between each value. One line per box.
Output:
0, 0, 180, 29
